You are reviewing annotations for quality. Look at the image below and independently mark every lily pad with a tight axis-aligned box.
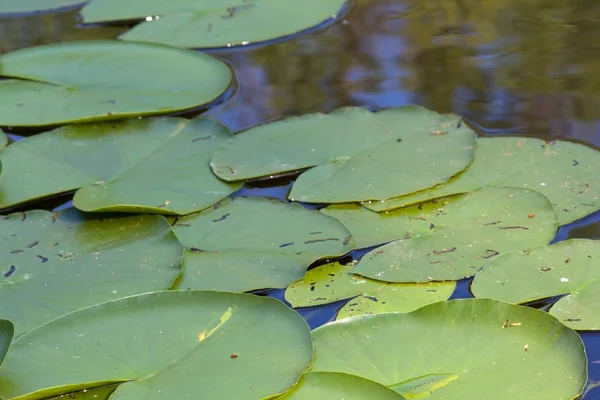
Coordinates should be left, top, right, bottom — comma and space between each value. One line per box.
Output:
211, 106, 476, 201
0, 209, 182, 337
363, 136, 600, 225
0, 290, 313, 399
48, 384, 119, 400
277, 372, 405, 400
472, 238, 600, 330
0, 117, 241, 214
351, 187, 558, 282
0, 320, 13, 371
171, 197, 354, 292
81, 0, 348, 49
0, 40, 231, 126
284, 261, 455, 320
310, 298, 587, 400
0, 0, 84, 14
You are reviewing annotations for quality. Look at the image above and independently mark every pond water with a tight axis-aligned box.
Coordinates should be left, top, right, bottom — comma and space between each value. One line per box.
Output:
2, 0, 600, 397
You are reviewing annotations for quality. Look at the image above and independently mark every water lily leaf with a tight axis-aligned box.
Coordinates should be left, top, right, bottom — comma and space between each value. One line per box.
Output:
310, 298, 587, 400
211, 106, 476, 201
0, 0, 84, 14
0, 320, 13, 371
81, 0, 348, 49
277, 372, 405, 400
284, 261, 455, 320
171, 197, 354, 292
0, 209, 182, 337
472, 238, 600, 330
48, 385, 119, 400
0, 117, 241, 214
0, 40, 231, 127
363, 137, 600, 225
351, 187, 558, 283
0, 291, 313, 399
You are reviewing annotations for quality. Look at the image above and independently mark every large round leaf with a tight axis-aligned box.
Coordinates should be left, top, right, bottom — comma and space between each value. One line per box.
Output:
363, 137, 600, 225
277, 372, 405, 400
0, 291, 313, 399
0, 40, 231, 126
0, 209, 182, 337
0, 0, 84, 14
171, 197, 354, 292
0, 320, 13, 371
211, 107, 476, 200
0, 117, 241, 214
310, 299, 587, 400
81, 0, 348, 49
285, 261, 455, 320
472, 239, 600, 330
352, 187, 558, 282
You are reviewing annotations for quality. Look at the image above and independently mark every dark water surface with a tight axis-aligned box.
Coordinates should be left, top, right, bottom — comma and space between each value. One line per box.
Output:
2, 0, 600, 397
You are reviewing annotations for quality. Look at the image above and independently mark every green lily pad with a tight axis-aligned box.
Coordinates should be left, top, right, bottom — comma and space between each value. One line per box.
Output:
211, 106, 476, 201
0, 290, 313, 399
351, 187, 558, 282
0, 0, 84, 14
363, 136, 600, 225
48, 385, 119, 400
472, 238, 600, 330
171, 197, 354, 292
310, 298, 587, 399
0, 320, 13, 371
0, 209, 182, 337
0, 40, 231, 126
81, 0, 348, 49
277, 372, 405, 400
0, 117, 241, 214
284, 261, 455, 320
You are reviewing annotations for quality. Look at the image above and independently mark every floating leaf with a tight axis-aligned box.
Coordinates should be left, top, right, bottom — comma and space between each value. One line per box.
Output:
472, 238, 600, 330
351, 187, 557, 282
0, 0, 84, 14
310, 299, 587, 400
171, 197, 353, 292
285, 261, 455, 320
0, 209, 182, 337
0, 40, 231, 126
0, 117, 241, 214
363, 137, 600, 225
48, 384, 119, 400
277, 372, 405, 400
211, 106, 476, 201
0, 291, 313, 399
81, 0, 348, 49
0, 320, 13, 371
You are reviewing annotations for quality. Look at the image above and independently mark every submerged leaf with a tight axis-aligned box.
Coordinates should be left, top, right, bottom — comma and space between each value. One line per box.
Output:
171, 197, 354, 292
277, 372, 405, 400
472, 238, 600, 330
0, 40, 231, 126
284, 261, 455, 320
81, 0, 348, 49
351, 187, 558, 282
0, 117, 241, 214
0, 209, 182, 337
311, 299, 587, 400
0, 291, 313, 400
364, 136, 600, 225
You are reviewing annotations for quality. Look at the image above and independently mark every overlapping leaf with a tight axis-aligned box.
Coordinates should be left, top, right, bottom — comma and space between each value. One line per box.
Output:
472, 238, 600, 330
285, 261, 455, 320
351, 187, 558, 282
363, 137, 600, 225
81, 0, 348, 49
0, 117, 241, 214
0, 209, 182, 337
171, 197, 354, 292
0, 40, 231, 126
0, 291, 313, 399
310, 299, 587, 399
